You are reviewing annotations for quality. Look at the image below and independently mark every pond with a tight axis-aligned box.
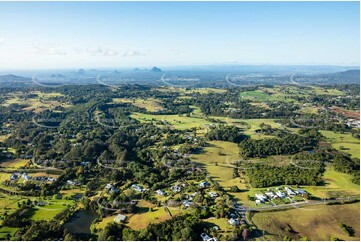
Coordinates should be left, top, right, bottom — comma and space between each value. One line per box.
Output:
64, 210, 98, 234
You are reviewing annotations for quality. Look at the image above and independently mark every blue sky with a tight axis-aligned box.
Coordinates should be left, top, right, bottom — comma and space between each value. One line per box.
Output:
0, 1, 359, 69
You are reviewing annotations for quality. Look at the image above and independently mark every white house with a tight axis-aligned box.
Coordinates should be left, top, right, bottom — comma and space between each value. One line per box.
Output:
255, 194, 267, 202
114, 214, 127, 223
276, 190, 286, 198
200, 233, 211, 241
228, 218, 240, 226
131, 184, 144, 192
156, 189, 166, 196
199, 181, 210, 188
265, 191, 277, 199
208, 192, 218, 198
183, 200, 193, 208
285, 187, 296, 196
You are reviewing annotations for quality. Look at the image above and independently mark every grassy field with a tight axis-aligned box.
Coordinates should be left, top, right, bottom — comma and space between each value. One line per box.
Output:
26, 198, 74, 221
112, 98, 164, 112
127, 206, 183, 230
2, 91, 71, 113
0, 159, 30, 169
203, 217, 235, 238
252, 202, 360, 241
304, 166, 360, 198
131, 112, 212, 130
0, 226, 19, 240
320, 131, 360, 158
156, 87, 227, 94
192, 140, 240, 190
239, 89, 295, 103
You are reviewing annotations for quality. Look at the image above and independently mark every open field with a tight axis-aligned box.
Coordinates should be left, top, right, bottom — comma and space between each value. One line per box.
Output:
2, 91, 71, 113
252, 202, 360, 241
131, 112, 212, 130
156, 87, 227, 94
0, 226, 19, 240
320, 131, 360, 158
127, 206, 183, 230
0, 159, 29, 169
304, 166, 360, 198
192, 141, 240, 190
111, 98, 164, 112
25, 198, 74, 221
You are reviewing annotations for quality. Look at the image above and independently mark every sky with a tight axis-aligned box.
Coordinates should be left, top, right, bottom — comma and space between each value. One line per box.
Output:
0, 1, 359, 70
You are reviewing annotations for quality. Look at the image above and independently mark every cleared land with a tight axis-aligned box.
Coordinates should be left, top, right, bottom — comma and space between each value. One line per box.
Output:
252, 202, 360, 241
111, 98, 164, 112
192, 140, 240, 190
305, 166, 360, 198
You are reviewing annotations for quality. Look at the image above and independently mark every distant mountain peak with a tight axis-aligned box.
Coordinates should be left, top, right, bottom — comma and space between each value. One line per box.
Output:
150, 67, 162, 72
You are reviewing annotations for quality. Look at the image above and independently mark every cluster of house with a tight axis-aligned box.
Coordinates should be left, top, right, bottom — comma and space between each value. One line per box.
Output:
255, 187, 307, 205
10, 172, 56, 182
346, 119, 360, 128
228, 212, 247, 226
200, 233, 218, 241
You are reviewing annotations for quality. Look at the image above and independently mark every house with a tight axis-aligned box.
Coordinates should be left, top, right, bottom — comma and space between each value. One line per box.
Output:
114, 214, 127, 223
131, 184, 144, 192
200, 233, 211, 241
10, 173, 20, 180
183, 200, 193, 208
109, 187, 119, 194
67, 180, 80, 186
285, 187, 296, 196
200, 233, 218, 241
255, 194, 267, 202
298, 188, 307, 195
156, 189, 166, 196
22, 173, 31, 181
188, 192, 198, 201
199, 181, 210, 188
208, 192, 218, 198
105, 183, 113, 190
228, 218, 240, 226
171, 184, 183, 193
276, 190, 286, 198
255, 199, 263, 205
265, 191, 277, 199
47, 177, 56, 182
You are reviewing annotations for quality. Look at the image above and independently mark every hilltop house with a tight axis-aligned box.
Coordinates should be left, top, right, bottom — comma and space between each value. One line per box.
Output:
114, 214, 127, 223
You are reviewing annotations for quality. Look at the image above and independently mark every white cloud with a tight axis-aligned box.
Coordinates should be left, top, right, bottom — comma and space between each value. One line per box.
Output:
122, 50, 146, 57
33, 42, 66, 55
85, 45, 118, 56
0, 37, 4, 44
